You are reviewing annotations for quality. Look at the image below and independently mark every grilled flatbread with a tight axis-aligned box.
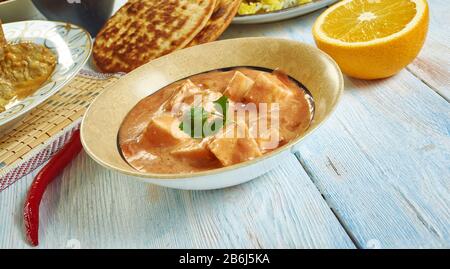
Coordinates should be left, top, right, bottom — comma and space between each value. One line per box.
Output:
93, 0, 216, 73
188, 0, 241, 47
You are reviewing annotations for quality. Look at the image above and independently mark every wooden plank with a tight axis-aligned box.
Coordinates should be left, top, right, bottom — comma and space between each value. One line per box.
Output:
407, 0, 450, 101
224, 1, 450, 248
0, 153, 355, 248
295, 71, 450, 248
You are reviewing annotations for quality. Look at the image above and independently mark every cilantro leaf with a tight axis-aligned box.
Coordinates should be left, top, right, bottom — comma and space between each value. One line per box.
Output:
179, 96, 229, 138
210, 96, 229, 135
179, 107, 209, 138
213, 95, 229, 121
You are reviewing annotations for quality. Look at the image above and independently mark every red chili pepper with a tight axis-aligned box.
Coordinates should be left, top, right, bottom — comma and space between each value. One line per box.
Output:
23, 129, 83, 246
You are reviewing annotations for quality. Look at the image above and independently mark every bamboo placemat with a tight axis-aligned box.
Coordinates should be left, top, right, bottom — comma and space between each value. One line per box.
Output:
0, 70, 122, 192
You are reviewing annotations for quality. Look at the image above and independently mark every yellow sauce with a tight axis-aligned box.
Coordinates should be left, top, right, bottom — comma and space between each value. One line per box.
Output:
0, 42, 56, 111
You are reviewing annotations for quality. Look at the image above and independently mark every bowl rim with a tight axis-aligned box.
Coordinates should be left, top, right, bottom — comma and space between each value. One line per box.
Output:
0, 20, 93, 127
81, 37, 344, 180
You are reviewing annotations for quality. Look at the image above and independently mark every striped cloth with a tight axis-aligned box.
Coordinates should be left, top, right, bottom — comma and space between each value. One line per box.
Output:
0, 121, 80, 192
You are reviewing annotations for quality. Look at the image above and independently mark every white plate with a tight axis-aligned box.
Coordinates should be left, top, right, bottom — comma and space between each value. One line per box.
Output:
232, 0, 338, 24
0, 20, 92, 133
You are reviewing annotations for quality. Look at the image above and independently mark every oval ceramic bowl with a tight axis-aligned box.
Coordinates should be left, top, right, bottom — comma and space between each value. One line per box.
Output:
0, 20, 92, 133
81, 37, 343, 190
232, 0, 338, 24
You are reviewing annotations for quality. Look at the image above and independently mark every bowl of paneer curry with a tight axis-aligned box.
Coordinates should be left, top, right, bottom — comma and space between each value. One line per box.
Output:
81, 38, 343, 190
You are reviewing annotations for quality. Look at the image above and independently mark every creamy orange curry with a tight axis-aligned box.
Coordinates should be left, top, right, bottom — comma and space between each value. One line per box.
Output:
119, 68, 314, 174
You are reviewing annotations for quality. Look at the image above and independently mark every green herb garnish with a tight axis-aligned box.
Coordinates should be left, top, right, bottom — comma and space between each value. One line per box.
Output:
179, 106, 209, 138
210, 95, 229, 134
179, 96, 229, 138
213, 95, 229, 122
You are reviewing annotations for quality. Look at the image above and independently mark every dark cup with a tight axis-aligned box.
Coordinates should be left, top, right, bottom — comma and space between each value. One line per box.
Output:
32, 0, 115, 36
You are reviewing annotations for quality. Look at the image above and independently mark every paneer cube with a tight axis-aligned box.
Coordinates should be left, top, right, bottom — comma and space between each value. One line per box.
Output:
208, 122, 262, 166
256, 127, 281, 153
171, 140, 213, 159
165, 80, 203, 112
143, 114, 189, 146
225, 71, 255, 101
170, 139, 219, 167
166, 79, 222, 117
244, 73, 293, 105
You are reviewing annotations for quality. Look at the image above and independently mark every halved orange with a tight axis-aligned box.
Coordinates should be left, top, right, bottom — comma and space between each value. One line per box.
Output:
313, 0, 429, 79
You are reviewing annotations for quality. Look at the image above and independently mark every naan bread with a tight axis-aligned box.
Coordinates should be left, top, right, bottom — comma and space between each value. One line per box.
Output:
93, 0, 216, 73
188, 0, 241, 47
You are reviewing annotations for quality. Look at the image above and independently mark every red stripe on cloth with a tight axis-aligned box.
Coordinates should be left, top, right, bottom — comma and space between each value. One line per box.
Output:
0, 125, 80, 192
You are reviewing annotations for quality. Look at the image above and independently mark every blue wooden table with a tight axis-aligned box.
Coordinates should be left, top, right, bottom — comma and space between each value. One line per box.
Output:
0, 0, 448, 249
